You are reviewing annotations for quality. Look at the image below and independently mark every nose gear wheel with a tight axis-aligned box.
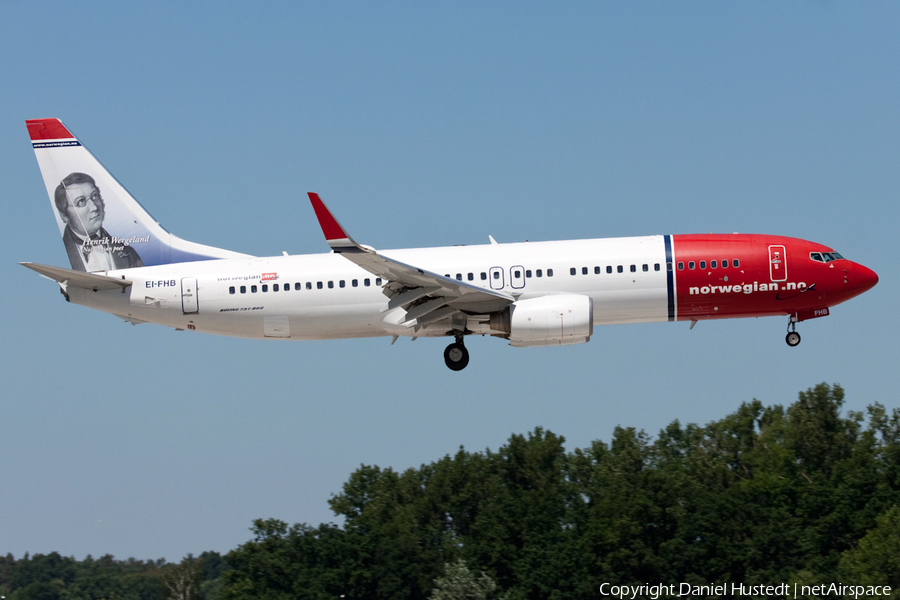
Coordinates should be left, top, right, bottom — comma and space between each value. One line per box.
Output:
785, 316, 801, 347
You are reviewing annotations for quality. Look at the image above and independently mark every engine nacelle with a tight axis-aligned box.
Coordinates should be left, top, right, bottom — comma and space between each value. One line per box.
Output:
499, 293, 593, 347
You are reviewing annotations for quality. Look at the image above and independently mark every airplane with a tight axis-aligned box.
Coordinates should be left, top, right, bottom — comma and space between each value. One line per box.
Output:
22, 118, 878, 371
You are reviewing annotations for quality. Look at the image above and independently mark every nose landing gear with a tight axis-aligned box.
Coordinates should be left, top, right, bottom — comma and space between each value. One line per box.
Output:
443, 334, 470, 371
785, 316, 801, 347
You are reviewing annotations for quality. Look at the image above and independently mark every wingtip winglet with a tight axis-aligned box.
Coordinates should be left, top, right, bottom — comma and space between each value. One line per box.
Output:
307, 192, 357, 249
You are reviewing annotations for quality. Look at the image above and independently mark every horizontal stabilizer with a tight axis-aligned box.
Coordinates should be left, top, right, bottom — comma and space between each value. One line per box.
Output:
21, 262, 132, 290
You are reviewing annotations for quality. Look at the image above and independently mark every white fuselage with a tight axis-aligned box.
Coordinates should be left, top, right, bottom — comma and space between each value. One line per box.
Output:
72, 236, 671, 341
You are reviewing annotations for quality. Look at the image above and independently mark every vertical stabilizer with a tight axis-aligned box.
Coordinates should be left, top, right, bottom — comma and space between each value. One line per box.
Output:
27, 118, 250, 272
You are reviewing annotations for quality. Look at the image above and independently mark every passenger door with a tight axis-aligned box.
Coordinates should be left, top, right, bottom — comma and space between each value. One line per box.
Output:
181, 277, 199, 314
768, 245, 787, 282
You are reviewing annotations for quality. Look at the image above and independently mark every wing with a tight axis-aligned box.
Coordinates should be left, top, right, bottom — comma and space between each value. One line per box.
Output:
308, 193, 514, 327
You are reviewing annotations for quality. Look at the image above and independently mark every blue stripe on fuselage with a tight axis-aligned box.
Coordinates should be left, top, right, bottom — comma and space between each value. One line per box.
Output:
664, 235, 675, 321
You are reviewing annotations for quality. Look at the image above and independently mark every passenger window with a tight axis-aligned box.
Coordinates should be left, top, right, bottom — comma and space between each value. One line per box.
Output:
526, 270, 532, 278
295, 283, 301, 290
251, 285, 258, 293
630, 265, 636, 273
240, 285, 246, 293
617, 265, 623, 273
594, 266, 600, 274
642, 264, 648, 272
547, 269, 554, 277
328, 281, 334, 289
364, 279, 370, 286
352, 279, 358, 287
514, 270, 521, 278
700, 261, 706, 269
677, 262, 683, 270
339, 280, 345, 288
273, 284, 279, 291
481, 272, 487, 280
229, 286, 235, 294
456, 274, 462, 281
306, 282, 312, 290
536, 269, 543, 278
689, 261, 695, 270
376, 278, 382, 285
284, 284, 289, 292
655, 263, 661, 271
570, 268, 577, 276
262, 284, 269, 292
494, 271, 500, 279
722, 260, 728, 268
733, 259, 740, 267
317, 282, 323, 289
582, 267, 588, 275
468, 273, 474, 281
711, 260, 717, 269
606, 266, 612, 274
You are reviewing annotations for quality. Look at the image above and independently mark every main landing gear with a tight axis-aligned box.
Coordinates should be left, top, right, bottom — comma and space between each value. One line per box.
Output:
785, 316, 801, 347
444, 334, 470, 371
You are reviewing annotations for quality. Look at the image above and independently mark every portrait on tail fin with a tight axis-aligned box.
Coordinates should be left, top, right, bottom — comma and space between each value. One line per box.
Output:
28, 118, 249, 269
54, 172, 144, 272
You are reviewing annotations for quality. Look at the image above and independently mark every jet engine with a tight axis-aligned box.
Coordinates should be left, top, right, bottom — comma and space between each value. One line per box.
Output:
490, 293, 593, 347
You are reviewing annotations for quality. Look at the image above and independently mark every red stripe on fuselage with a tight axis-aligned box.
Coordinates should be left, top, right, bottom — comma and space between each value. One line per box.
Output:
671, 234, 874, 321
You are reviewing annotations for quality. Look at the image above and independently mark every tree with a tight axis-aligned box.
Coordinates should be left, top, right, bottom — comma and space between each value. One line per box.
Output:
839, 505, 900, 592
161, 554, 203, 600
429, 559, 503, 600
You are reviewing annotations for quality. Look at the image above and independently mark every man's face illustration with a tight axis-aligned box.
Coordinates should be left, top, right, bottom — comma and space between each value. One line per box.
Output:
62, 182, 105, 237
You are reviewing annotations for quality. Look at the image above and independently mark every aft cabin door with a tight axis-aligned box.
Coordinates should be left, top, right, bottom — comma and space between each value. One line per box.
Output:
768, 245, 787, 282
181, 277, 199, 314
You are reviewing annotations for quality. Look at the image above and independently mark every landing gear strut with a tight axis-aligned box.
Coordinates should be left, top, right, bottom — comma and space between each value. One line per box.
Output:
443, 335, 469, 371
785, 316, 801, 347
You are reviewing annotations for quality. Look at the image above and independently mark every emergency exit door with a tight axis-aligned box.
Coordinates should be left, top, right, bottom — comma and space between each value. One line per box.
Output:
181, 277, 199, 314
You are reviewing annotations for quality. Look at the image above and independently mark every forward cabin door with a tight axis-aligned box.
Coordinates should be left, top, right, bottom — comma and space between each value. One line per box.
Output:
768, 245, 787, 282
181, 277, 199, 314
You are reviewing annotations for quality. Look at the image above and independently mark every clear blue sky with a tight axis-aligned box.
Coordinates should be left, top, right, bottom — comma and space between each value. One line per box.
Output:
1, 2, 897, 562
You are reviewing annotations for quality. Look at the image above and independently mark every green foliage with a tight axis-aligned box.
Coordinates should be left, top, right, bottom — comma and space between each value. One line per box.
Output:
839, 505, 900, 592
161, 554, 204, 600
429, 559, 504, 600
1, 552, 227, 600
219, 383, 900, 599
11, 384, 899, 600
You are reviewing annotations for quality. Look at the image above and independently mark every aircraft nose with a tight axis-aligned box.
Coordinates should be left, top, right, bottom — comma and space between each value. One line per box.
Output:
850, 263, 878, 293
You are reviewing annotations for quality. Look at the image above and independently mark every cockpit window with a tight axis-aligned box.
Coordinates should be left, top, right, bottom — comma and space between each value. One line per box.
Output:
811, 251, 845, 263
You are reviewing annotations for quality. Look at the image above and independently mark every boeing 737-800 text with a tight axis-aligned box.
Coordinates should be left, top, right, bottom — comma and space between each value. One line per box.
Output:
23, 118, 878, 370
